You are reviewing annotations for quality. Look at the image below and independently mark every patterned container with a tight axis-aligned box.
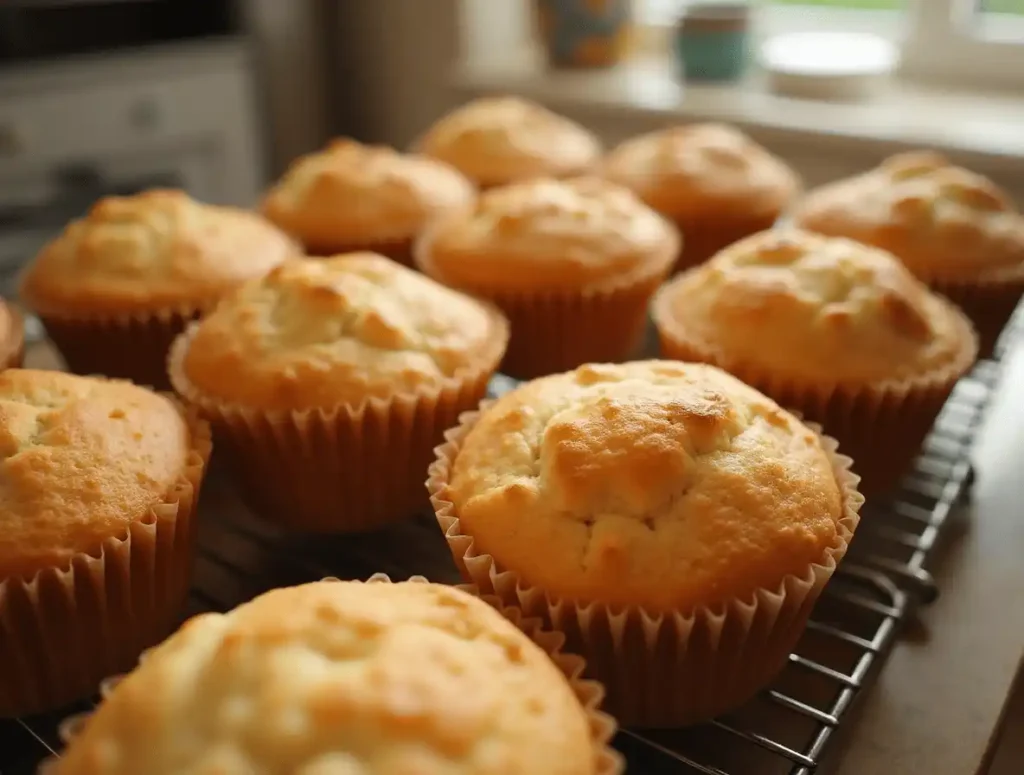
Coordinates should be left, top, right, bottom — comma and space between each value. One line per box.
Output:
535, 0, 633, 69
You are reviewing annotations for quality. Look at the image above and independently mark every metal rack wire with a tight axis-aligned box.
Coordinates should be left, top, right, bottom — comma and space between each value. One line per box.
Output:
1, 316, 1019, 775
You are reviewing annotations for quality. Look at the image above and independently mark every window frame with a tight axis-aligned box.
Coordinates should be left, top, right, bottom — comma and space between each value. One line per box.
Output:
901, 0, 1024, 88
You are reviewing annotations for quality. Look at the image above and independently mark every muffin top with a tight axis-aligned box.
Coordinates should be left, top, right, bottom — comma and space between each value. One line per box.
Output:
654, 230, 976, 385
447, 360, 847, 613
418, 177, 679, 292
261, 138, 476, 250
416, 97, 602, 188
21, 190, 296, 316
599, 123, 800, 221
792, 151, 1024, 282
179, 253, 507, 411
0, 369, 193, 580
56, 580, 596, 775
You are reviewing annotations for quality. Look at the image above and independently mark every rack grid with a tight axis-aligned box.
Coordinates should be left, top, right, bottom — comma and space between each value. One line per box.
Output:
2, 310, 1020, 775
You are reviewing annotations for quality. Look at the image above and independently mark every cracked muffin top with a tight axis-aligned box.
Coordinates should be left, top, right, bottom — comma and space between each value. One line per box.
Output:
21, 189, 296, 316
653, 229, 977, 385
0, 369, 196, 580
446, 360, 847, 612
177, 253, 508, 411
599, 124, 800, 221
416, 97, 602, 188
261, 139, 476, 252
792, 151, 1024, 283
55, 580, 597, 775
417, 177, 678, 292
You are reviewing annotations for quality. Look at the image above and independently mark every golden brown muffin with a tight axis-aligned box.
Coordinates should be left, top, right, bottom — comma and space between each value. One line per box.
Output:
652, 229, 978, 494
20, 189, 295, 388
54, 579, 621, 775
0, 299, 24, 371
793, 151, 1024, 355
600, 123, 801, 271
261, 138, 475, 261
428, 360, 862, 726
415, 97, 602, 188
170, 252, 508, 531
0, 369, 211, 717
416, 176, 678, 378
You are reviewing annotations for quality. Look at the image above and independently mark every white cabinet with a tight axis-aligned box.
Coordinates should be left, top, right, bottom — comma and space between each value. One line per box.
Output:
0, 38, 264, 295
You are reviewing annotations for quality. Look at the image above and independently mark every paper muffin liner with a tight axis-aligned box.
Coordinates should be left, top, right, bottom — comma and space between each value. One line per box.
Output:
0, 403, 212, 718
670, 209, 784, 274
652, 290, 979, 496
0, 303, 25, 371
298, 236, 417, 268
930, 271, 1024, 360
427, 401, 864, 728
45, 574, 623, 775
167, 311, 509, 533
29, 302, 208, 390
415, 242, 675, 380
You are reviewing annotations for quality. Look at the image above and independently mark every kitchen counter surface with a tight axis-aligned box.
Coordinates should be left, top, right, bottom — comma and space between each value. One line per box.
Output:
830, 342, 1024, 775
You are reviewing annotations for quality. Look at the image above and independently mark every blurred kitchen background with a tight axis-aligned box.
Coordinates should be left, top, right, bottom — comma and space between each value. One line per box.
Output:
1, 0, 1023, 297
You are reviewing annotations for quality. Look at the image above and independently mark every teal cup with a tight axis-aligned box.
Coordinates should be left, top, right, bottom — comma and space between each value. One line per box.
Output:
675, 3, 751, 83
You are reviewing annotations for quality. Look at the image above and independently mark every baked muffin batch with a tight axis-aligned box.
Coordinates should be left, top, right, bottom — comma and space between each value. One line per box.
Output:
2, 95, 1019, 770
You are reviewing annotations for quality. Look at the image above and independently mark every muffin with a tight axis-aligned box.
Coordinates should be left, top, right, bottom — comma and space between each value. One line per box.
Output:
0, 298, 24, 371
599, 123, 801, 272
652, 229, 978, 494
20, 189, 295, 388
415, 176, 678, 378
53, 577, 621, 775
415, 97, 602, 189
261, 138, 475, 261
0, 369, 211, 717
792, 151, 1024, 356
169, 252, 508, 532
428, 360, 862, 726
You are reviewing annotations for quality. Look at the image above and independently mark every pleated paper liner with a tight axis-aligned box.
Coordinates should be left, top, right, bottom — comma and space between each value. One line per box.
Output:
414, 237, 677, 380
0, 302, 25, 371
0, 404, 212, 719
427, 401, 864, 728
668, 208, 784, 274
27, 300, 210, 390
297, 237, 418, 268
930, 266, 1024, 359
43, 574, 623, 775
167, 310, 509, 533
652, 290, 980, 496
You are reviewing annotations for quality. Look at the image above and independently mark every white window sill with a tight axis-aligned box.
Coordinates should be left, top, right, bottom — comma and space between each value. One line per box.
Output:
451, 49, 1024, 176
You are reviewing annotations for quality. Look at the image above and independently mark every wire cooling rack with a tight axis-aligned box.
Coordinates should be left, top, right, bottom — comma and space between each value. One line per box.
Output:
2, 312, 1020, 775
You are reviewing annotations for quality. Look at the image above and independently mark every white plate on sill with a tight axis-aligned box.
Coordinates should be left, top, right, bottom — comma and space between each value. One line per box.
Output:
759, 31, 898, 101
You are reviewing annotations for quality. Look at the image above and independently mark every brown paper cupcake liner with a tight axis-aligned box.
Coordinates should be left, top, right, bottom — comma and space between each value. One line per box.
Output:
414, 240, 676, 380
670, 210, 784, 274
299, 236, 417, 268
652, 290, 980, 496
29, 302, 208, 390
45, 573, 623, 775
167, 312, 509, 533
0, 303, 25, 371
427, 401, 863, 728
930, 270, 1024, 360
0, 404, 212, 718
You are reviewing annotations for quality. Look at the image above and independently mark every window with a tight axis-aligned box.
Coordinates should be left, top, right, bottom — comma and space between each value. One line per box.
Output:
636, 0, 1024, 88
